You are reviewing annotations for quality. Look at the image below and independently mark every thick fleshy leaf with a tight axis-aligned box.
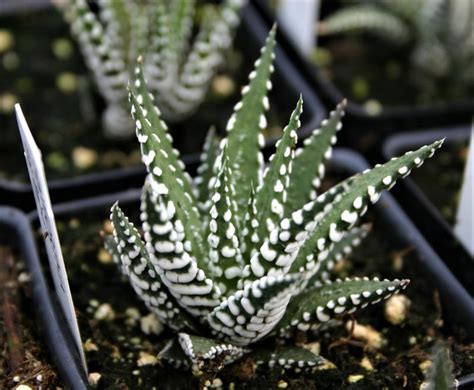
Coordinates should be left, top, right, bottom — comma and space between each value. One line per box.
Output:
225, 26, 276, 217
140, 180, 221, 318
207, 274, 300, 346
319, 5, 410, 44
159, 339, 191, 370
240, 186, 260, 260
425, 342, 454, 390
207, 146, 244, 293
286, 100, 346, 211
276, 277, 409, 334
304, 224, 371, 286
255, 96, 301, 239
129, 62, 210, 274
108, 203, 197, 332
178, 333, 246, 369
195, 127, 220, 216
244, 98, 301, 279
251, 345, 330, 372
247, 175, 356, 280
294, 140, 444, 269
64, 0, 128, 104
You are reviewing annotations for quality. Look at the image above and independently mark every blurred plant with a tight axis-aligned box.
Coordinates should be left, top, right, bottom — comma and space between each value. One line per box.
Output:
423, 342, 455, 390
319, 0, 474, 101
103, 28, 443, 375
59, 0, 244, 138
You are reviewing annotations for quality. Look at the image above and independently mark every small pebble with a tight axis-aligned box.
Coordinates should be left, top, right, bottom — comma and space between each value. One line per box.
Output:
210, 378, 223, 389
360, 356, 374, 371
103, 220, 114, 235
125, 307, 141, 326
277, 380, 288, 388
0, 29, 14, 53
0, 92, 17, 113
212, 75, 235, 97
384, 294, 411, 325
346, 320, 384, 349
363, 99, 382, 116
348, 374, 364, 383
137, 351, 158, 367
83, 338, 99, 352
419, 360, 432, 375
72, 146, 98, 170
56, 72, 78, 93
18, 272, 31, 283
88, 372, 101, 386
98, 248, 112, 264
302, 341, 320, 355
36, 374, 43, 382
15, 385, 32, 390
52, 38, 73, 59
409, 336, 417, 345
140, 313, 164, 335
94, 303, 115, 321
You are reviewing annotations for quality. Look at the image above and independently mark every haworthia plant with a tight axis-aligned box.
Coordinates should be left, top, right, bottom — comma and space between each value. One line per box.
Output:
104, 27, 443, 373
424, 342, 455, 390
59, 0, 244, 138
319, 0, 474, 100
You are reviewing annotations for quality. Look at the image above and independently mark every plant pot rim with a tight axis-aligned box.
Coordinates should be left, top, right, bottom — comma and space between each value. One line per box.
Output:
0, 206, 89, 389
0, 3, 326, 212
382, 125, 473, 295
254, 0, 474, 124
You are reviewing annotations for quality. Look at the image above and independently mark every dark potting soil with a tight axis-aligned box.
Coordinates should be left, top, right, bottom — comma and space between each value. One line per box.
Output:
0, 246, 61, 388
408, 141, 468, 226
312, 35, 474, 113
0, 8, 286, 183
35, 186, 473, 388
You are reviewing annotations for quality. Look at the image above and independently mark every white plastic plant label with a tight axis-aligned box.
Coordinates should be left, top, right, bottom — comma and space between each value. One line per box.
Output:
15, 104, 88, 373
454, 125, 473, 256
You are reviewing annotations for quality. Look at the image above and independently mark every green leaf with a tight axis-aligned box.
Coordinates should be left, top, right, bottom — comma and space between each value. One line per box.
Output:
195, 126, 220, 215
240, 185, 260, 261
207, 273, 300, 346
294, 140, 444, 269
207, 146, 244, 294
276, 277, 409, 334
303, 224, 371, 286
109, 202, 197, 332
158, 339, 191, 370
251, 345, 331, 371
320, 5, 410, 44
167, 0, 195, 69
178, 333, 247, 369
244, 98, 302, 279
140, 180, 221, 319
248, 175, 356, 280
64, 0, 128, 104
225, 26, 276, 217
129, 61, 209, 273
255, 96, 301, 240
286, 100, 346, 211
425, 341, 455, 390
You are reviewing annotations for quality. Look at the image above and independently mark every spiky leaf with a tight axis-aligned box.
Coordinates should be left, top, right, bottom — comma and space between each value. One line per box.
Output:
109, 203, 196, 331
251, 345, 331, 371
225, 25, 276, 216
207, 146, 244, 293
287, 100, 346, 211
139, 180, 221, 319
207, 274, 300, 346
425, 342, 455, 390
294, 140, 444, 270
178, 333, 246, 369
276, 277, 409, 334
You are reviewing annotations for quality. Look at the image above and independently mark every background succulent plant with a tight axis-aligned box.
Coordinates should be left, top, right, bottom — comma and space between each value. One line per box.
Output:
59, 0, 244, 138
104, 27, 443, 375
319, 0, 474, 101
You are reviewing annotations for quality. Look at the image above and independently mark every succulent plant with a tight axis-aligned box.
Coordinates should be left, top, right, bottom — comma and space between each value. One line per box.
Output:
104, 27, 443, 375
423, 342, 455, 390
59, 0, 243, 138
319, 0, 474, 100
